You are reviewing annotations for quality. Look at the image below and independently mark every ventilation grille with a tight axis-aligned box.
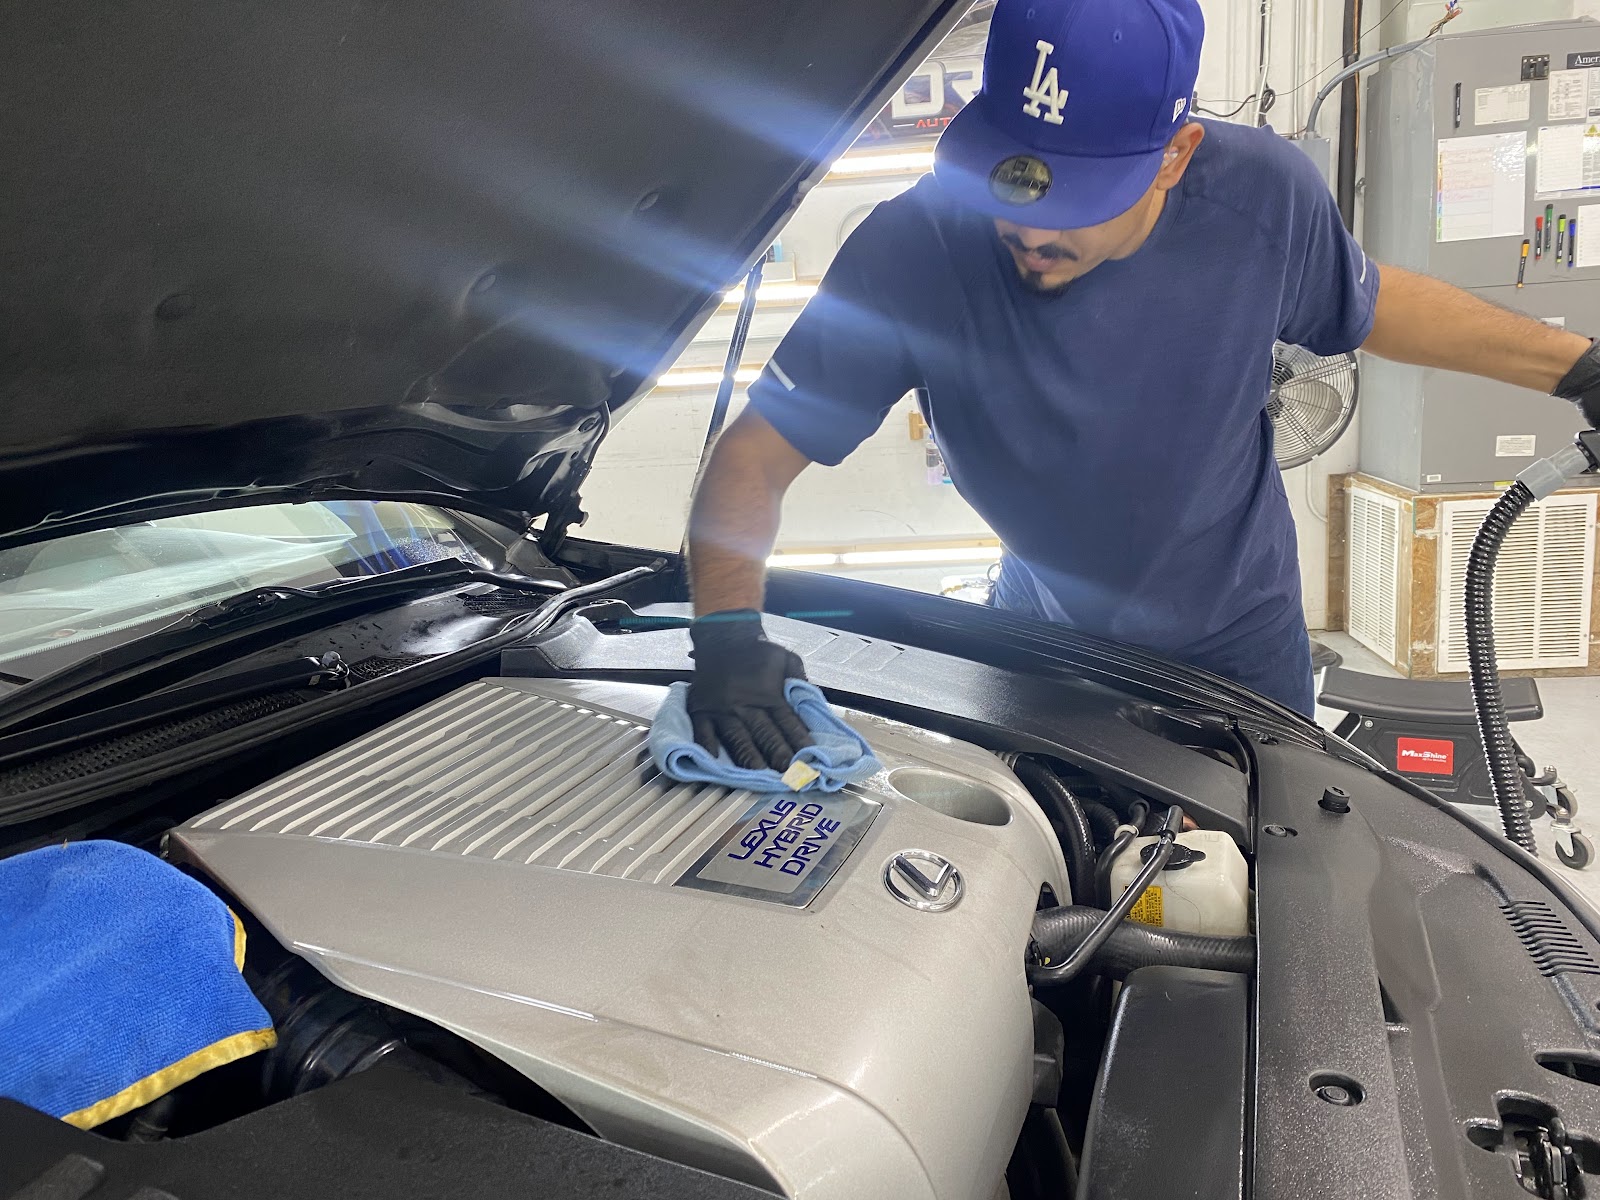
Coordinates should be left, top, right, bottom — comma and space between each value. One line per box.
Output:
1347, 485, 1402, 664
186, 681, 758, 885
346, 654, 430, 682
1501, 900, 1600, 977
0, 693, 306, 796
458, 590, 547, 617
1438, 494, 1595, 673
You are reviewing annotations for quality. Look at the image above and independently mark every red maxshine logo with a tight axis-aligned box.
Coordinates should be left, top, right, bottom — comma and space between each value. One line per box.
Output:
1396, 737, 1455, 776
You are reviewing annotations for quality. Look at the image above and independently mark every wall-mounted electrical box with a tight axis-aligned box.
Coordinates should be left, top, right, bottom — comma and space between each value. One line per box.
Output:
1361, 19, 1597, 492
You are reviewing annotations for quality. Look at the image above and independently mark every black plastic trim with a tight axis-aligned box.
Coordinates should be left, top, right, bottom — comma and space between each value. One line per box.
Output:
0, 1060, 773, 1200
1077, 966, 1247, 1200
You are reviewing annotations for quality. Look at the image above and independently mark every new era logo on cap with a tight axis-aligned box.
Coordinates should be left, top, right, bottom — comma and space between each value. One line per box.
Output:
990, 154, 1053, 205
934, 0, 1204, 229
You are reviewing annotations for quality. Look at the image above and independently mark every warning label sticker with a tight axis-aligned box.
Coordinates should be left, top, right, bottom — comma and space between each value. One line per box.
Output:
1128, 886, 1164, 927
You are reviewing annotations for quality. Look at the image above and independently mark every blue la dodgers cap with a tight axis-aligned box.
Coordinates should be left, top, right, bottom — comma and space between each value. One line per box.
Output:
934, 0, 1205, 230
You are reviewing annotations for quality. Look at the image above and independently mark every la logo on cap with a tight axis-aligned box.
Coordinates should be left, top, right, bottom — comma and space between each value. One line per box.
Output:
1021, 40, 1068, 125
931, 0, 1204, 227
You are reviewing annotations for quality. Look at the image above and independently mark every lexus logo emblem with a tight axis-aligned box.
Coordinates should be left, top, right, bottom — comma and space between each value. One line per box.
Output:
884, 850, 964, 913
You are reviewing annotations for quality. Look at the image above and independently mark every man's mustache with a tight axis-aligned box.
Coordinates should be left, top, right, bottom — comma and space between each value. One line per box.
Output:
999, 234, 1079, 262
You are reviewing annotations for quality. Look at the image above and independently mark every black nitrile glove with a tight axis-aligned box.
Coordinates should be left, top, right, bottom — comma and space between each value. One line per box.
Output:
687, 610, 814, 772
1553, 338, 1600, 430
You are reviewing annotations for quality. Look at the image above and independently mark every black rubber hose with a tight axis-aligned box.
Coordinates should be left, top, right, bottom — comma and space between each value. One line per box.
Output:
1082, 800, 1121, 845
1031, 905, 1256, 981
1465, 481, 1539, 854
1014, 757, 1098, 905
1094, 826, 1138, 908
1031, 807, 1183, 985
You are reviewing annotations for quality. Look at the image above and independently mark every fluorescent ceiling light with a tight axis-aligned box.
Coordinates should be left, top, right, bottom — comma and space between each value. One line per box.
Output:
768, 545, 1003, 569
767, 552, 842, 568
723, 281, 819, 304
839, 546, 1003, 566
828, 150, 936, 176
655, 367, 762, 389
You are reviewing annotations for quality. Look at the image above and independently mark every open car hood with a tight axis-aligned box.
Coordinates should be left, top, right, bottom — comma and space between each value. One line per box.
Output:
0, 0, 968, 550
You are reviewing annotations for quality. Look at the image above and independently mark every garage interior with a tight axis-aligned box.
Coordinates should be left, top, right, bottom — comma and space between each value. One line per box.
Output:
10, 0, 1600, 1193
583, 0, 1600, 901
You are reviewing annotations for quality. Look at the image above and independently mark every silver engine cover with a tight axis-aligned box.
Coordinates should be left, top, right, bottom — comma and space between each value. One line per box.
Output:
170, 677, 1068, 1200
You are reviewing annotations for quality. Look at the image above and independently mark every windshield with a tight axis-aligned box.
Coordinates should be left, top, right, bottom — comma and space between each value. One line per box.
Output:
0, 501, 496, 677
581, 7, 1002, 605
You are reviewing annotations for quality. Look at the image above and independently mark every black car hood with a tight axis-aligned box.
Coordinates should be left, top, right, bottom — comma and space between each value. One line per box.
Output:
0, 0, 967, 549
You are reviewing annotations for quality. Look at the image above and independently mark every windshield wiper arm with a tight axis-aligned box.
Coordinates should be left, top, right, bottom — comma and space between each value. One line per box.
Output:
0, 558, 563, 734
0, 654, 353, 766
182, 560, 563, 629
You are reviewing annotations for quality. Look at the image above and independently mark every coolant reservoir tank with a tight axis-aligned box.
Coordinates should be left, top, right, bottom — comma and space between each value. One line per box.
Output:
1108, 830, 1250, 936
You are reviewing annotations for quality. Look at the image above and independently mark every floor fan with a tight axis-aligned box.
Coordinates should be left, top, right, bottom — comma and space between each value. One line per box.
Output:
1267, 342, 1360, 673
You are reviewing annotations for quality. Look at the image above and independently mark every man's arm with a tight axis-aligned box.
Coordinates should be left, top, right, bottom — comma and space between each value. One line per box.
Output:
687, 408, 813, 615
1361, 264, 1590, 391
679, 195, 916, 771
678, 410, 816, 772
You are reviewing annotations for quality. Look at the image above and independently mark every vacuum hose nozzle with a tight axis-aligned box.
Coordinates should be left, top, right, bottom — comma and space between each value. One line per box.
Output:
1468, 432, 1600, 856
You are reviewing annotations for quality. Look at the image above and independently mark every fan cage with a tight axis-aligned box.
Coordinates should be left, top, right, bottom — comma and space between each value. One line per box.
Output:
1269, 343, 1358, 471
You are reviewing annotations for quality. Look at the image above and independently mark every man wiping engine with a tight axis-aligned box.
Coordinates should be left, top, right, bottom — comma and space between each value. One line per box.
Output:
682, 0, 1600, 770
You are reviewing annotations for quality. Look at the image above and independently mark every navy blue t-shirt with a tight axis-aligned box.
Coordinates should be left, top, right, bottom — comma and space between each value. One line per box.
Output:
747, 121, 1379, 713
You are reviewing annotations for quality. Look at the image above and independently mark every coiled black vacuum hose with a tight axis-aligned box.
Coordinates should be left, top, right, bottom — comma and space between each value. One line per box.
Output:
1466, 435, 1600, 853
1031, 905, 1255, 981
1013, 757, 1097, 905
1465, 481, 1539, 854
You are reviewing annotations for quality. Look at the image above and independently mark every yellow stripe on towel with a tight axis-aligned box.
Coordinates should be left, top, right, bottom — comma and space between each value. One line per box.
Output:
62, 1025, 278, 1129
62, 905, 277, 1130
232, 908, 247, 971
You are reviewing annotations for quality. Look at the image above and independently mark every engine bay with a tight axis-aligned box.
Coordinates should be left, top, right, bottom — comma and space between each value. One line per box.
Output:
128, 633, 1261, 1200
5, 586, 1600, 1200
169, 677, 1070, 1198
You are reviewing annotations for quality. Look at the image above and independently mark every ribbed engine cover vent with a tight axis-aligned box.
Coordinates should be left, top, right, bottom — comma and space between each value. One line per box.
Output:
1501, 900, 1600, 977
185, 679, 758, 884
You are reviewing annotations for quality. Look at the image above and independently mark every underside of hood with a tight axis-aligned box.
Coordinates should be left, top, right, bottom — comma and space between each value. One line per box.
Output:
0, 0, 968, 547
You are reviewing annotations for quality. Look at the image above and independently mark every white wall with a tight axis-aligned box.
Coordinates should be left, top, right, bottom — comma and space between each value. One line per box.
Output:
585, 388, 994, 552
582, 0, 1354, 628
1393, 0, 1576, 40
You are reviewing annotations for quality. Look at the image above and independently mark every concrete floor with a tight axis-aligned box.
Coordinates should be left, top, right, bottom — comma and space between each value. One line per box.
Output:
1314, 631, 1600, 914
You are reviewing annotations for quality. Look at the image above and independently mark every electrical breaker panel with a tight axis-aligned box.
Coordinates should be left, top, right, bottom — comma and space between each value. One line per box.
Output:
1362, 19, 1598, 490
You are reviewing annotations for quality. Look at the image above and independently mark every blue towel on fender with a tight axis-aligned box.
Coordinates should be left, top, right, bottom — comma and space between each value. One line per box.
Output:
650, 679, 881, 793
0, 841, 276, 1128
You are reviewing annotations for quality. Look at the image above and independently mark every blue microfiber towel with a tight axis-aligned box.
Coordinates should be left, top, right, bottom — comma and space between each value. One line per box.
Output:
650, 679, 882, 793
0, 840, 276, 1128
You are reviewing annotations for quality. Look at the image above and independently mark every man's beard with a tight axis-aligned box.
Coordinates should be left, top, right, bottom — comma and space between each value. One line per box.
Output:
1017, 269, 1073, 297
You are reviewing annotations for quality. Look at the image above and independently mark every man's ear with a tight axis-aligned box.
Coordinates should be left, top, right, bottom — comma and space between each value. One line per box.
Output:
1155, 122, 1206, 190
